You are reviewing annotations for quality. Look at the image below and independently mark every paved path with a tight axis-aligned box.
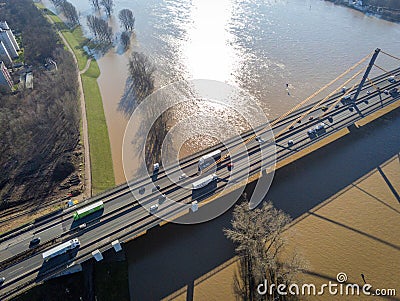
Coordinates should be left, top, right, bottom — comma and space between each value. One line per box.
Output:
79, 58, 92, 75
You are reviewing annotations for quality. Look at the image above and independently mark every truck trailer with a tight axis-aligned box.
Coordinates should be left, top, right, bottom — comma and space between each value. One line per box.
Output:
198, 150, 221, 171
42, 238, 80, 261
192, 174, 218, 190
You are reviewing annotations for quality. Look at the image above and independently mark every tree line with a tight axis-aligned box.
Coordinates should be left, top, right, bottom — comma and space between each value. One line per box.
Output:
0, 0, 80, 208
50, 0, 79, 26
85, 0, 135, 51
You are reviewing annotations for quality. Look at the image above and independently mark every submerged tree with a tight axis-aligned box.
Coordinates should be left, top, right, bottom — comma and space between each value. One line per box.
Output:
61, 1, 79, 26
89, 0, 100, 11
120, 31, 131, 51
100, 0, 114, 17
49, 0, 64, 7
224, 199, 303, 301
119, 9, 135, 31
86, 15, 113, 44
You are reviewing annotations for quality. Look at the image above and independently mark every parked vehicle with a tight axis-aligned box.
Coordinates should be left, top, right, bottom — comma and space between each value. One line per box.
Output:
0, 277, 5, 286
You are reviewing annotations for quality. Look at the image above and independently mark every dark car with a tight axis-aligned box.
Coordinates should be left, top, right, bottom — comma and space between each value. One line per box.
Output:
389, 88, 398, 97
341, 95, 352, 105
29, 237, 41, 248
307, 129, 317, 139
0, 277, 5, 286
227, 163, 234, 171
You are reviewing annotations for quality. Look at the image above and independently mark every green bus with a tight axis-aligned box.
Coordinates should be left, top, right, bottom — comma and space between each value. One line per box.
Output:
73, 201, 104, 220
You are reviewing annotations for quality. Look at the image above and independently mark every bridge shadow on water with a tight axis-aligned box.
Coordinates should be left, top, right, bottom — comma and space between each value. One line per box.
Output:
125, 108, 400, 300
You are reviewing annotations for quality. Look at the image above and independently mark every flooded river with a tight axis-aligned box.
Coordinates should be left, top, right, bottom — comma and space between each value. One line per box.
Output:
44, 0, 400, 184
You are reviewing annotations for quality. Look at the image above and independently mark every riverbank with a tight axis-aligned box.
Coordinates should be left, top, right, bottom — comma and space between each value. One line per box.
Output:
37, 2, 115, 195
325, 0, 400, 22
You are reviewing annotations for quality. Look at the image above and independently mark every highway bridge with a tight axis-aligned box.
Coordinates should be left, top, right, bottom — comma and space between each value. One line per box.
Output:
0, 49, 400, 299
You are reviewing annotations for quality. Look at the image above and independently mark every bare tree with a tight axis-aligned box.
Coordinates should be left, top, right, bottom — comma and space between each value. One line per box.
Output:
100, 0, 114, 17
87, 15, 98, 39
118, 9, 135, 31
224, 199, 303, 301
86, 15, 113, 44
50, 0, 65, 7
60, 1, 79, 26
89, 0, 100, 11
120, 31, 131, 51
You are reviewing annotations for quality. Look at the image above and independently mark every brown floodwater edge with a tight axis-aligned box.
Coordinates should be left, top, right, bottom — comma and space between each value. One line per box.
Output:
125, 104, 400, 300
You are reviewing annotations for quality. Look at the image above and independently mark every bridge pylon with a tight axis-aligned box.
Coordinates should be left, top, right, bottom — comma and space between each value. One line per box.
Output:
351, 48, 381, 104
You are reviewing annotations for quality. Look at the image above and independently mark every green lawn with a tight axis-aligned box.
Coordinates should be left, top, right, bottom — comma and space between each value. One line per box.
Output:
35, 3, 115, 194
82, 61, 115, 194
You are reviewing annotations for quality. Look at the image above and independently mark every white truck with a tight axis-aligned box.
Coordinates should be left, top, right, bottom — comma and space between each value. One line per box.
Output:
42, 238, 80, 261
198, 150, 221, 171
192, 174, 218, 190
